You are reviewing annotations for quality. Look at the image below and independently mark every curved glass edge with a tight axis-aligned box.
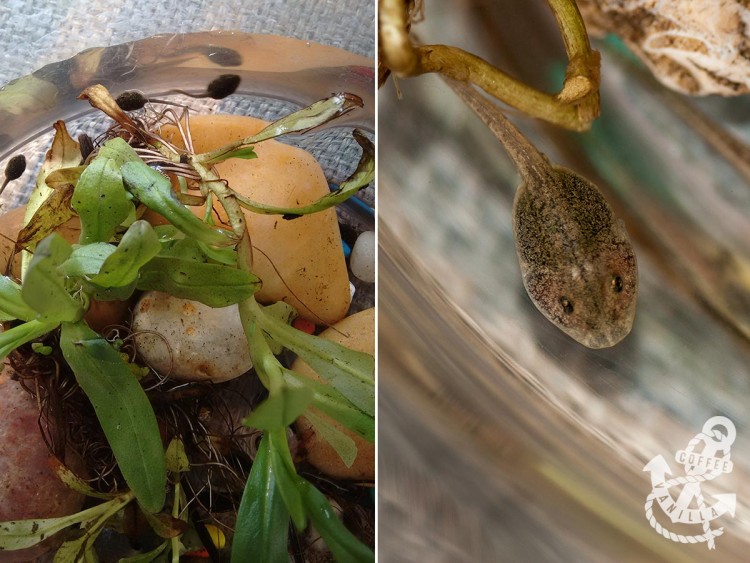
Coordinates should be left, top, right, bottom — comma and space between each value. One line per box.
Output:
0, 31, 375, 158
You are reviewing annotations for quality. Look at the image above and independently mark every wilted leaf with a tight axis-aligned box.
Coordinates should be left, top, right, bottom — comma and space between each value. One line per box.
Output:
16, 184, 75, 250
235, 129, 374, 218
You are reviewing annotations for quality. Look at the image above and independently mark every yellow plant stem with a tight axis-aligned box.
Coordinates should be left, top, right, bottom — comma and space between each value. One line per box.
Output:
379, 0, 600, 131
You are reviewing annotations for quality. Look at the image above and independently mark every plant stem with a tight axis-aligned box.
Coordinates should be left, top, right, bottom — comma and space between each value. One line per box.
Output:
379, 0, 600, 131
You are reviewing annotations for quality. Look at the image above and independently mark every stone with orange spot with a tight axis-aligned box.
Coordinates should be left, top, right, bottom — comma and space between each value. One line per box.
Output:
131, 291, 252, 382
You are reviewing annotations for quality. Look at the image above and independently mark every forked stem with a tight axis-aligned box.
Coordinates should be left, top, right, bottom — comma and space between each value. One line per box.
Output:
379, 0, 600, 131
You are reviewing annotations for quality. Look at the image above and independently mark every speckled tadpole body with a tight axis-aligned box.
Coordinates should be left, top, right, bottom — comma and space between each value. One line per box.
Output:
448, 81, 638, 348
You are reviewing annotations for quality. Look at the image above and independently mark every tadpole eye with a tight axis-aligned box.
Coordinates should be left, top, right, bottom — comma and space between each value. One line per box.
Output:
612, 275, 623, 293
560, 297, 574, 315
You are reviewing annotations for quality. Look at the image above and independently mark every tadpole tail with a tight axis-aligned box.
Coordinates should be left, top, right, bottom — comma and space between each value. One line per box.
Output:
443, 78, 552, 182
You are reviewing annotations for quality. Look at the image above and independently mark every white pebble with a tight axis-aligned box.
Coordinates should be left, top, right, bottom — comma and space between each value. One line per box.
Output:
132, 291, 252, 382
350, 231, 375, 283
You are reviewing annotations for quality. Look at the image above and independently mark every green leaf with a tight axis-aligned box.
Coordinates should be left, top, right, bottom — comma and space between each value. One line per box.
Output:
262, 301, 297, 354
59, 243, 116, 278
205, 146, 257, 164
268, 430, 306, 531
120, 160, 234, 247
60, 321, 166, 513
283, 369, 374, 442
72, 156, 134, 244
298, 479, 374, 563
256, 306, 374, 416
137, 257, 260, 307
21, 234, 83, 323
243, 385, 314, 432
97, 137, 142, 168
152, 225, 184, 243
196, 241, 237, 266
302, 408, 358, 468
0, 276, 36, 321
231, 434, 289, 563
85, 280, 138, 302
159, 238, 209, 262
31, 342, 53, 355
91, 220, 161, 287
0, 319, 59, 361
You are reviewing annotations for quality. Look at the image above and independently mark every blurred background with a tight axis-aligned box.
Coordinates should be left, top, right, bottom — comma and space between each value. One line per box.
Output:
378, 1, 750, 561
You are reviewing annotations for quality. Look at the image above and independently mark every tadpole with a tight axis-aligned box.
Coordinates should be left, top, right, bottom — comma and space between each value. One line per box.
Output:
0, 154, 27, 197
115, 90, 149, 111
171, 74, 242, 100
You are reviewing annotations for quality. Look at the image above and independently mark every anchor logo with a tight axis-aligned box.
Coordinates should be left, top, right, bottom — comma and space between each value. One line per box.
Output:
643, 416, 737, 549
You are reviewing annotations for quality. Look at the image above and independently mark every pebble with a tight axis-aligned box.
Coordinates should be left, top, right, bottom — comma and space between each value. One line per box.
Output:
350, 230, 375, 283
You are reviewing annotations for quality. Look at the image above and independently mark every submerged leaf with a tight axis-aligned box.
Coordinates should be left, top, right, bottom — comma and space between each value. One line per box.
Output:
60, 321, 166, 513
204, 146, 257, 164
137, 257, 260, 307
283, 369, 374, 442
243, 385, 314, 432
255, 306, 374, 416
120, 160, 234, 247
303, 408, 358, 467
0, 319, 59, 361
91, 220, 161, 288
59, 243, 116, 278
298, 479, 374, 562
268, 430, 306, 531
72, 155, 134, 245
22, 234, 83, 322
0, 276, 36, 321
231, 434, 289, 563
